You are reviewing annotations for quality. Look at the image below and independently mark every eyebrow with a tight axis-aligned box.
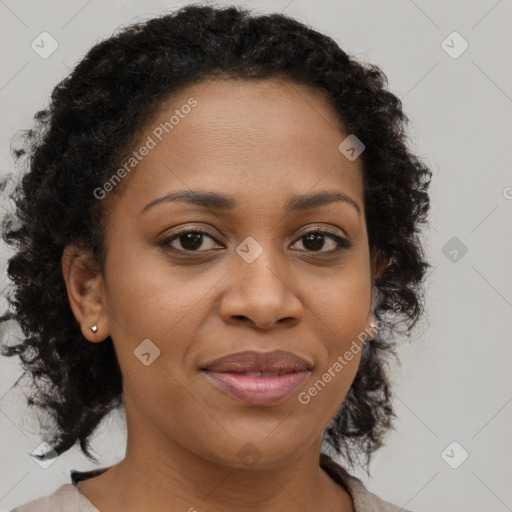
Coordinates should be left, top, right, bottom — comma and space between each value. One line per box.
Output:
140, 189, 361, 216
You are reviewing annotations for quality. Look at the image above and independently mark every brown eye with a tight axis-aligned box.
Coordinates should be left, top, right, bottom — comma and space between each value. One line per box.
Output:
291, 230, 353, 253
160, 229, 221, 252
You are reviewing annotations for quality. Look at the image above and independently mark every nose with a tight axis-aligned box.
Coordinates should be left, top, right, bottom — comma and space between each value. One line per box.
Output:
219, 247, 304, 330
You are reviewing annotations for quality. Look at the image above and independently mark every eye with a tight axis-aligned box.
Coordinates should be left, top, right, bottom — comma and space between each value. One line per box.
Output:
290, 230, 353, 253
159, 228, 221, 252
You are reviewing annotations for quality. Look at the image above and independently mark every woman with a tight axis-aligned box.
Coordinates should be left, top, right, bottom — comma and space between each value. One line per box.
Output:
1, 4, 431, 511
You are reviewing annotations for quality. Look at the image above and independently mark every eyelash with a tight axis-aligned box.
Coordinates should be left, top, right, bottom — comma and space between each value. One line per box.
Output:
158, 227, 353, 255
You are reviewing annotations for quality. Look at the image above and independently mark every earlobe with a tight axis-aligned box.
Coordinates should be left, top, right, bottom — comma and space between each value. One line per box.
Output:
61, 245, 109, 343
365, 311, 379, 341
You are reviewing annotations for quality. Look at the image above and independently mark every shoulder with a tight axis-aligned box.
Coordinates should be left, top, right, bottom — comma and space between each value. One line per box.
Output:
10, 484, 76, 512
9, 483, 100, 512
319, 452, 412, 512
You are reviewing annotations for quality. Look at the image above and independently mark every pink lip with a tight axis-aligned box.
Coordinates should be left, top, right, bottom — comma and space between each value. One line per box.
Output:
202, 370, 310, 405
200, 350, 313, 405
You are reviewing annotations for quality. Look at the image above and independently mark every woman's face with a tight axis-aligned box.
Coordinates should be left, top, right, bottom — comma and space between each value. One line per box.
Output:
88, 77, 381, 468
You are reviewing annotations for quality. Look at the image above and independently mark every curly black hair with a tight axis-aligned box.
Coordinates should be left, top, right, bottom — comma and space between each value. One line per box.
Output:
0, 3, 432, 473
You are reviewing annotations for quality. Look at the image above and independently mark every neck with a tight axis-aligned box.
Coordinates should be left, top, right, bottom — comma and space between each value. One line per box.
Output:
78, 400, 354, 512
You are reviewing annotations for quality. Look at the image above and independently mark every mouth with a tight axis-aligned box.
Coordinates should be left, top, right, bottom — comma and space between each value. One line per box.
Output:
200, 350, 312, 405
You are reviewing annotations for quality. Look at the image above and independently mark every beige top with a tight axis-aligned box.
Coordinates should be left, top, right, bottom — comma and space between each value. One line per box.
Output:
10, 453, 411, 512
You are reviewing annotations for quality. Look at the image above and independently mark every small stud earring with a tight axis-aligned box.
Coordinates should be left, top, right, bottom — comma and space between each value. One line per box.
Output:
90, 325, 98, 333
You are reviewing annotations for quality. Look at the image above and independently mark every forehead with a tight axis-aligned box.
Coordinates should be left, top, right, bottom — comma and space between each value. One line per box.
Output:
109, 76, 364, 217
163, 76, 347, 152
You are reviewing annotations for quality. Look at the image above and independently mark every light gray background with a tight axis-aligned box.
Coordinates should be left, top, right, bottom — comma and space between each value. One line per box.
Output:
0, 1, 511, 511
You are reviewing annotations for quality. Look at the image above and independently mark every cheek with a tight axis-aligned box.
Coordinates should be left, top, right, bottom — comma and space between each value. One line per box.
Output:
306, 260, 372, 402
308, 254, 372, 344
320, 281, 372, 354
102, 246, 231, 386
103, 242, 207, 336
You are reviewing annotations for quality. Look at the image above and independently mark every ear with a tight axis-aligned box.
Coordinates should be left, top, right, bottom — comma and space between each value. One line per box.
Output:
61, 245, 109, 343
370, 249, 391, 283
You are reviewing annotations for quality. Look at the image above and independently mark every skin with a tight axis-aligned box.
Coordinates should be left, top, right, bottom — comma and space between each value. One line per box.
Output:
62, 76, 388, 512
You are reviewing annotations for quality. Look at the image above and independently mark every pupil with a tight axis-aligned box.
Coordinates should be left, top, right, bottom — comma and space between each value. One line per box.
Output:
181, 233, 203, 250
303, 233, 324, 251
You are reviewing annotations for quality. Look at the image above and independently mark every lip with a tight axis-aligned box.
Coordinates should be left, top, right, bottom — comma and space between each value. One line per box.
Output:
201, 350, 312, 405
201, 349, 312, 373
203, 370, 310, 405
